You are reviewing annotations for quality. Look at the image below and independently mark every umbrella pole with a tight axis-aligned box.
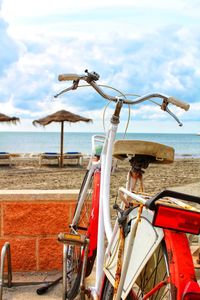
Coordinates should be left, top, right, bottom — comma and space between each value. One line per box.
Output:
60, 122, 64, 167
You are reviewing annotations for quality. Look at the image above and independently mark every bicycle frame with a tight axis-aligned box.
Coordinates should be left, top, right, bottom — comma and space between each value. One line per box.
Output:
71, 135, 104, 229
55, 70, 199, 299
71, 161, 100, 229
89, 118, 200, 298
96, 101, 123, 291
67, 117, 121, 293
66, 111, 123, 292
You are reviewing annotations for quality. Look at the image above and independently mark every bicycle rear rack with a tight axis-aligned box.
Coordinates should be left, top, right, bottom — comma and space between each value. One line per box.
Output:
0, 242, 60, 299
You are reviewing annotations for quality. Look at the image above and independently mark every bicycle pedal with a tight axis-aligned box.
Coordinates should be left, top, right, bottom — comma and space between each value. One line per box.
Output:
58, 232, 88, 245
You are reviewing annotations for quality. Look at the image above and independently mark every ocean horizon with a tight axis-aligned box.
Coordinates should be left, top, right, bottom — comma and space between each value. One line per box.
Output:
0, 131, 200, 158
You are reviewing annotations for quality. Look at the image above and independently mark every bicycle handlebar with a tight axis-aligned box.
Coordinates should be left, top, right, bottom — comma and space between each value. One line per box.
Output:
167, 97, 189, 111
57, 71, 190, 111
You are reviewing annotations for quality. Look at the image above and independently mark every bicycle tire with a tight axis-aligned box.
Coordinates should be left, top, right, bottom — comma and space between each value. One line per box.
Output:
63, 170, 100, 300
101, 241, 170, 300
101, 277, 132, 300
101, 230, 197, 300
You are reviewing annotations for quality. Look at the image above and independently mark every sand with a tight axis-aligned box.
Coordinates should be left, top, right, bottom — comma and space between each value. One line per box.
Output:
0, 156, 200, 195
0, 156, 200, 216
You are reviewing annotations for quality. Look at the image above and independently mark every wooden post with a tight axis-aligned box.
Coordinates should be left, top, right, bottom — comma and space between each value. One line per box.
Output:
60, 121, 64, 167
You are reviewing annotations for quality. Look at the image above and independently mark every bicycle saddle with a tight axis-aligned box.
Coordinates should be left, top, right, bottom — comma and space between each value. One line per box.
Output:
113, 140, 174, 164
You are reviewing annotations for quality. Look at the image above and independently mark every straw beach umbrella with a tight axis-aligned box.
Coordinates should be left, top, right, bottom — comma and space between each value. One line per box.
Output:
0, 113, 20, 124
0, 113, 20, 163
33, 110, 92, 167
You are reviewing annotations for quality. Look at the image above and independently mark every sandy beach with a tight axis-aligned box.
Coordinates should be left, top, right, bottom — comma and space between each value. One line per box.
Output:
0, 155, 200, 197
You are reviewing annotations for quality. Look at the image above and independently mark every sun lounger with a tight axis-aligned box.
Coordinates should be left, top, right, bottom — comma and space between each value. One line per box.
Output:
63, 152, 83, 166
39, 152, 60, 167
0, 152, 12, 166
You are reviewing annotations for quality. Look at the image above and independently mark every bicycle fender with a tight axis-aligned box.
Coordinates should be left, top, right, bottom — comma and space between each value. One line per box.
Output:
104, 208, 164, 300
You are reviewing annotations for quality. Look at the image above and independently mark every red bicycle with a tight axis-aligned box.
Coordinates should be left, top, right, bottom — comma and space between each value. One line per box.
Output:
54, 70, 200, 300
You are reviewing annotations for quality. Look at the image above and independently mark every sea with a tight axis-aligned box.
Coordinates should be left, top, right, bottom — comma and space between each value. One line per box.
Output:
0, 132, 200, 158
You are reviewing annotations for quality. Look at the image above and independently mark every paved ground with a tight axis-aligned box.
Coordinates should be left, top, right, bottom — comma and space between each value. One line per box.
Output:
3, 272, 63, 300
3, 269, 96, 299
2, 182, 200, 299
4, 284, 62, 300
171, 181, 200, 196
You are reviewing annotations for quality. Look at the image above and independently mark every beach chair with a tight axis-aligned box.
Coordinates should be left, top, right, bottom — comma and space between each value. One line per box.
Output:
0, 152, 12, 166
39, 152, 60, 167
63, 152, 83, 166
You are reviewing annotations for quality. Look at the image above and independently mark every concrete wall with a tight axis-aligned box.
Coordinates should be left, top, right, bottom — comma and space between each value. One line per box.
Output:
0, 190, 79, 272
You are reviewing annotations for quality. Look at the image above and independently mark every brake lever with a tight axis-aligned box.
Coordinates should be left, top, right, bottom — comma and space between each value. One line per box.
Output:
165, 106, 183, 127
54, 80, 79, 98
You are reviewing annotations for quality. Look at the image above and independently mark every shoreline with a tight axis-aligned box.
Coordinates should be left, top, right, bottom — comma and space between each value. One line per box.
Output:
175, 154, 200, 159
1, 132, 200, 158
7, 152, 200, 159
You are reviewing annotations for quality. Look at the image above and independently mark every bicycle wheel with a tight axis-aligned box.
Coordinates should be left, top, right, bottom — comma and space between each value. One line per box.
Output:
101, 241, 171, 300
102, 230, 197, 300
132, 229, 197, 299
63, 243, 82, 300
101, 276, 132, 300
132, 241, 171, 299
73, 169, 91, 232
63, 170, 100, 300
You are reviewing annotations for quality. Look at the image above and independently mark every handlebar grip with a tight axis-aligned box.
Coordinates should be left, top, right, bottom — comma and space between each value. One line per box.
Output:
58, 73, 80, 81
168, 96, 190, 111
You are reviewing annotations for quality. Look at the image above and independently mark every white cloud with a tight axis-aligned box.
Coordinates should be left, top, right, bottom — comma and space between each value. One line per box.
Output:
0, 0, 200, 133
0, 7, 19, 74
2, 0, 200, 18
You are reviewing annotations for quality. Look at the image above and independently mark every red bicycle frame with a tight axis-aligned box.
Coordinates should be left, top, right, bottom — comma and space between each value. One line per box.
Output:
85, 169, 100, 277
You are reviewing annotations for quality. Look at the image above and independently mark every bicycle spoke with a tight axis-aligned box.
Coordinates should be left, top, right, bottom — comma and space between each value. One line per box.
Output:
160, 289, 169, 300
78, 182, 93, 230
134, 243, 171, 300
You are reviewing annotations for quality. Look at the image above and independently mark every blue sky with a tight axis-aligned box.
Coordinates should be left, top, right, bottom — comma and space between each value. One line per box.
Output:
0, 0, 200, 133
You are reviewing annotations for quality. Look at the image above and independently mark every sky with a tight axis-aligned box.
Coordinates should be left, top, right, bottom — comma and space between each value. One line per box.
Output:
0, 0, 200, 133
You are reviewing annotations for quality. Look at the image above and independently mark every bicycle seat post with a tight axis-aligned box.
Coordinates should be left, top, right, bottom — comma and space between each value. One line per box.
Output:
129, 156, 151, 193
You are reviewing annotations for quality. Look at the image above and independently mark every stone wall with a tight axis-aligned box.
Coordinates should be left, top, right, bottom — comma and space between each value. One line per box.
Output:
0, 190, 78, 271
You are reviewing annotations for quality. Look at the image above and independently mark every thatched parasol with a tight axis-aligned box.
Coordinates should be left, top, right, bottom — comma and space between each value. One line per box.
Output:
0, 113, 20, 124
33, 110, 92, 167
